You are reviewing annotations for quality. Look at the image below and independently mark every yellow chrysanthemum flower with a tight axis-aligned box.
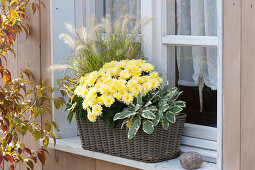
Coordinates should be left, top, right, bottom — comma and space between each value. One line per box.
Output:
113, 92, 122, 100
142, 82, 153, 95
120, 69, 132, 79
150, 78, 160, 89
150, 71, 159, 78
142, 63, 154, 72
99, 84, 110, 93
80, 86, 88, 98
92, 104, 103, 116
119, 89, 127, 96
103, 95, 115, 107
74, 59, 162, 123
89, 71, 99, 79
122, 93, 133, 105
82, 100, 89, 109
74, 85, 82, 97
87, 108, 97, 122
142, 76, 150, 82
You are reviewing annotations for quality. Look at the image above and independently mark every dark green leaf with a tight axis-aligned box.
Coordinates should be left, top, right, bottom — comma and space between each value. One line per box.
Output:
142, 120, 154, 134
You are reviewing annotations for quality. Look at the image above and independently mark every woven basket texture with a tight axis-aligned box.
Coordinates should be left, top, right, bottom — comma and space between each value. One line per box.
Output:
76, 113, 186, 163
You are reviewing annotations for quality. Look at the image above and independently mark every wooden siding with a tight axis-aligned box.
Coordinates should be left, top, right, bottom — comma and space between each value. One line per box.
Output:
6, 0, 255, 169
241, 0, 255, 170
222, 0, 241, 170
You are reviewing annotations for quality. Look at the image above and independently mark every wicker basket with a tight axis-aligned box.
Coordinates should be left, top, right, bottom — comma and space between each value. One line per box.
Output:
76, 113, 186, 163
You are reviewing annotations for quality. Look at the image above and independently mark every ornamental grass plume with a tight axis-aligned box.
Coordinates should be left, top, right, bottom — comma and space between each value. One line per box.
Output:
59, 11, 152, 78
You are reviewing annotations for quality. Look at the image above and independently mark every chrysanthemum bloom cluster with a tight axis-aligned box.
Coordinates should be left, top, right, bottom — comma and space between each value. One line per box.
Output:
74, 60, 163, 122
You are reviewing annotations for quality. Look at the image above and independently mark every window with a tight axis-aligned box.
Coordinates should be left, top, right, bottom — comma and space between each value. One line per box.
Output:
51, 0, 222, 167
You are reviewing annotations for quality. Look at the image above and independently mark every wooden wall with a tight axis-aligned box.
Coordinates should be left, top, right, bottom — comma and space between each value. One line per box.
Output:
6, 0, 255, 169
222, 0, 241, 170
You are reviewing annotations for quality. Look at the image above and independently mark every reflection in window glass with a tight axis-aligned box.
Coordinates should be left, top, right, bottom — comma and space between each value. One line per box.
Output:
176, 0, 217, 36
96, 0, 141, 29
174, 46, 217, 127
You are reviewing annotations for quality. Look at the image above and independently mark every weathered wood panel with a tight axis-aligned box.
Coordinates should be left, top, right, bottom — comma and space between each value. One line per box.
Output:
17, 5, 42, 170
11, 0, 255, 170
222, 0, 241, 170
241, 0, 255, 170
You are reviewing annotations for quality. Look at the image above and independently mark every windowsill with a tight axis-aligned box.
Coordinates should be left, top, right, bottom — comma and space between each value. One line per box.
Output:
40, 137, 217, 170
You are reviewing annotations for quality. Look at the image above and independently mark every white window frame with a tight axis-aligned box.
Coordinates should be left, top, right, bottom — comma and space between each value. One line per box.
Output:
140, 0, 222, 168
51, 0, 222, 169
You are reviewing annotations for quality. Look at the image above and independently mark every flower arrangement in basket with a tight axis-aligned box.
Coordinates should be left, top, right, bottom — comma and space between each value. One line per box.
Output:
58, 12, 186, 162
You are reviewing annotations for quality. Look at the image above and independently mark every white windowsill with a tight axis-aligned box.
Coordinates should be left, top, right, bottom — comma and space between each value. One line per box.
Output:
40, 137, 217, 170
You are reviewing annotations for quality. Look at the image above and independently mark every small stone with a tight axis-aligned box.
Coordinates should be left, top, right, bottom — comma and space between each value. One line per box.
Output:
179, 152, 203, 170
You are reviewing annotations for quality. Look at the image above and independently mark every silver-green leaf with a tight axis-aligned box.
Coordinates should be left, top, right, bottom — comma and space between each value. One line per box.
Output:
173, 101, 186, 107
153, 113, 160, 126
141, 110, 156, 119
113, 108, 136, 121
137, 92, 142, 105
128, 116, 141, 139
143, 120, 154, 134
146, 106, 157, 112
161, 117, 169, 130
160, 100, 169, 113
121, 119, 129, 129
169, 105, 183, 114
166, 111, 176, 123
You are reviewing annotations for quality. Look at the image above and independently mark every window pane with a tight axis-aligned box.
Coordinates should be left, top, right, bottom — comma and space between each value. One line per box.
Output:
169, 46, 217, 127
167, 0, 217, 36
95, 0, 141, 28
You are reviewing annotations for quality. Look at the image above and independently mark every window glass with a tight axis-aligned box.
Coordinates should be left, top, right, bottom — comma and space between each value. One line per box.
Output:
95, 0, 141, 29
169, 45, 217, 127
168, 0, 217, 36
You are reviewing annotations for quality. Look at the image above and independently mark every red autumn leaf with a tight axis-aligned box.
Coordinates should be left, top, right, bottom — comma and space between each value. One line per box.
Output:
24, 147, 32, 156
2, 30, 12, 44
18, 148, 22, 154
9, 165, 14, 170
1, 124, 8, 132
0, 155, 3, 164
5, 154, 14, 164
26, 159, 34, 169
37, 151, 46, 165
6, 133, 13, 144
32, 155, 37, 163
31, 3, 36, 15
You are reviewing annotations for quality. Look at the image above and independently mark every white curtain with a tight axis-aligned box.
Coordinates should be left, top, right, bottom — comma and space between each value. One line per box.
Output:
176, 0, 217, 111
177, 0, 217, 90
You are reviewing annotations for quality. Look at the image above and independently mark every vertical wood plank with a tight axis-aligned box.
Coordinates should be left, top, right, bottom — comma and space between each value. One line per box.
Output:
45, 150, 68, 170
16, 3, 42, 170
67, 153, 96, 170
96, 160, 127, 170
241, 0, 255, 169
223, 0, 241, 170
